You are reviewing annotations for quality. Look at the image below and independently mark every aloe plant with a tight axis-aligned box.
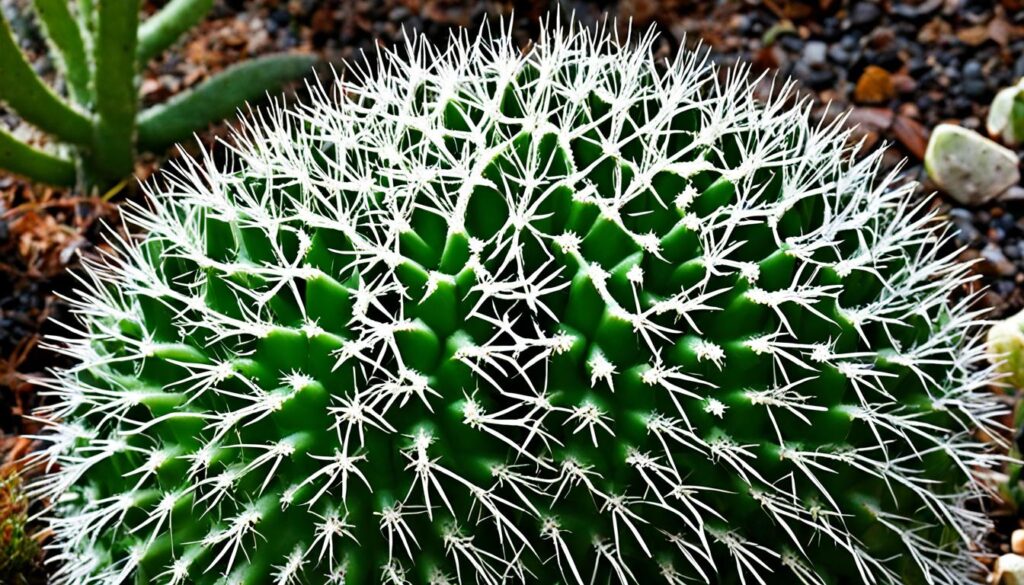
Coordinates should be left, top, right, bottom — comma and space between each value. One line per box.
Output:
0, 0, 316, 189
29, 19, 1010, 585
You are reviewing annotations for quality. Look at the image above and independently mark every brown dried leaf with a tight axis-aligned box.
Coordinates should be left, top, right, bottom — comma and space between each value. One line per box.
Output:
763, 0, 815, 20
917, 18, 952, 44
956, 25, 990, 47
989, 18, 1012, 47
846, 107, 895, 132
892, 115, 930, 160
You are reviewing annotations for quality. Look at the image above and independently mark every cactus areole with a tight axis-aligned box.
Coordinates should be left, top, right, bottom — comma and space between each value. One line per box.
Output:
34, 20, 1007, 585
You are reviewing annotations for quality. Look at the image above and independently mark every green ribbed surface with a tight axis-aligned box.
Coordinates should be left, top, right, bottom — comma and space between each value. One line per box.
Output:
37, 22, 1001, 585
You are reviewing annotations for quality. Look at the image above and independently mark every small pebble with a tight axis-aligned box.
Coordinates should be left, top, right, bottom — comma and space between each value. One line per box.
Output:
983, 243, 1017, 276
854, 65, 896, 104
804, 68, 837, 89
963, 79, 988, 99
270, 8, 290, 27
803, 41, 827, 66
996, 553, 1024, 584
1013, 529, 1024, 555
388, 6, 410, 21
925, 124, 1020, 206
850, 3, 883, 27
827, 45, 851, 64
963, 59, 983, 79
999, 279, 1018, 297
779, 35, 804, 53
950, 208, 982, 243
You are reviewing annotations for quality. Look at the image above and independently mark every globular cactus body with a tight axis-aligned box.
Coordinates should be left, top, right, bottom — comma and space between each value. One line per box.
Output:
33, 19, 1007, 585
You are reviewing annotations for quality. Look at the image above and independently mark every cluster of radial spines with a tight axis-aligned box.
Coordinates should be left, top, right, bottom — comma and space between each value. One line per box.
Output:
28, 16, 1007, 585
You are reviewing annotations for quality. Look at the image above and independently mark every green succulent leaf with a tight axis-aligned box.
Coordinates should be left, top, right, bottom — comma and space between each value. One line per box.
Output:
77, 0, 95, 35
1012, 92, 1024, 145
0, 125, 75, 186
136, 52, 317, 152
89, 0, 140, 183
0, 11, 91, 144
31, 0, 91, 105
137, 0, 214, 65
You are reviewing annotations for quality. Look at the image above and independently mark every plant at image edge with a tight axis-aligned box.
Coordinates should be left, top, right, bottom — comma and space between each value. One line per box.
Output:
0, 469, 43, 585
0, 0, 316, 189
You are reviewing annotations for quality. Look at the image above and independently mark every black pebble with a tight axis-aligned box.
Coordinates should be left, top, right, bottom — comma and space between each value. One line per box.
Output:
779, 35, 804, 53
850, 3, 883, 27
963, 79, 988, 100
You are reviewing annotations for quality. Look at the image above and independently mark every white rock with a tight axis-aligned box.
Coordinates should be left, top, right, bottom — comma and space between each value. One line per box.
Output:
989, 86, 1019, 144
989, 307, 1024, 389
925, 123, 1020, 206
995, 554, 1024, 585
988, 80, 1024, 146
1013, 529, 1024, 555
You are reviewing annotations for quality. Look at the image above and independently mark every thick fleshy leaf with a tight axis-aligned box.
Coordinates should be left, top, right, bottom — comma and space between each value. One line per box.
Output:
136, 53, 317, 152
0, 11, 91, 144
137, 0, 214, 65
0, 127, 75, 185
32, 0, 91, 105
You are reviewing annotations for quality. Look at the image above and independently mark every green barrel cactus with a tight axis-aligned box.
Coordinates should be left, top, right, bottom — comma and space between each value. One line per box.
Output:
30, 19, 1009, 585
